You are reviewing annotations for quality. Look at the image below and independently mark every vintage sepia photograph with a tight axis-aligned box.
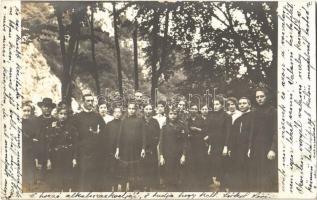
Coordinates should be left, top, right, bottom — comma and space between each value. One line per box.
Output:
20, 1, 278, 193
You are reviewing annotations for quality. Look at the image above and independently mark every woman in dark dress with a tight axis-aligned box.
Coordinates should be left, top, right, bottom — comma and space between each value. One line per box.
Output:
229, 97, 253, 191
249, 89, 277, 192
141, 104, 160, 191
104, 106, 122, 191
187, 104, 209, 191
115, 102, 145, 191
159, 107, 187, 191
22, 101, 37, 192
206, 96, 231, 189
47, 105, 78, 192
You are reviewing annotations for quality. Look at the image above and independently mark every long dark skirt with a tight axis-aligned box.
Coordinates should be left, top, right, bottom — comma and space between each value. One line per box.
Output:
249, 152, 278, 192
50, 149, 75, 191
221, 155, 232, 190
141, 150, 159, 190
230, 154, 250, 191
117, 159, 142, 190
209, 145, 225, 181
187, 137, 209, 191
22, 158, 36, 192
104, 154, 120, 191
161, 153, 185, 191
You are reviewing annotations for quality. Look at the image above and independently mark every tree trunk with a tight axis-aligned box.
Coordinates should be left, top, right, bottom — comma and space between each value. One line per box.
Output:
64, 11, 81, 104
55, 7, 68, 102
113, 3, 123, 97
66, 37, 80, 100
150, 9, 160, 102
69, 38, 79, 80
90, 5, 101, 95
133, 21, 139, 91
55, 3, 83, 105
157, 9, 170, 77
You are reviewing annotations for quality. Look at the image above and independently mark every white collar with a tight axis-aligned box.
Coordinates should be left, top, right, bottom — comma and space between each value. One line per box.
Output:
82, 106, 93, 113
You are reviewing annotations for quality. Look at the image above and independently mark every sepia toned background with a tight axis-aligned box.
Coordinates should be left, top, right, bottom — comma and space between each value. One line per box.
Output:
21, 1, 277, 111
1, 0, 316, 199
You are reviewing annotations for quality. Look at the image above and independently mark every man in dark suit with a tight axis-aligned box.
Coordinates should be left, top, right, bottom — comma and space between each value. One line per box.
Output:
34, 98, 56, 191
134, 91, 145, 118
73, 90, 106, 191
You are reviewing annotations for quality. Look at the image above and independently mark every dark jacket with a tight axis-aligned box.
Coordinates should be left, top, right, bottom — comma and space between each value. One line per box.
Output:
159, 120, 188, 185
143, 117, 160, 153
105, 119, 121, 156
116, 115, 145, 162
206, 110, 232, 153
73, 110, 106, 171
34, 115, 56, 166
47, 120, 78, 164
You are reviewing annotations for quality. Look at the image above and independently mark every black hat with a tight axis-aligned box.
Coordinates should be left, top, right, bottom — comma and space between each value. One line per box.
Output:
37, 98, 56, 108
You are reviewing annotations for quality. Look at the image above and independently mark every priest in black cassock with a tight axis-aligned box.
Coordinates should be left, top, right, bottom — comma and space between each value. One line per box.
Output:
248, 88, 277, 192
115, 102, 146, 191
73, 91, 106, 192
229, 97, 253, 191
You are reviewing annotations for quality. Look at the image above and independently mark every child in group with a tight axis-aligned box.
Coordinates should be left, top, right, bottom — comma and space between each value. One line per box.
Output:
47, 104, 78, 192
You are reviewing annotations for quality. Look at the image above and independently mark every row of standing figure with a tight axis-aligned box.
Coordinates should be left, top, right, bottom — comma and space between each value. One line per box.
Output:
22, 88, 277, 192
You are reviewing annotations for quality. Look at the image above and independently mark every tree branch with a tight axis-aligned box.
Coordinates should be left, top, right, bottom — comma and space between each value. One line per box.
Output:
225, 4, 252, 71
212, 2, 230, 22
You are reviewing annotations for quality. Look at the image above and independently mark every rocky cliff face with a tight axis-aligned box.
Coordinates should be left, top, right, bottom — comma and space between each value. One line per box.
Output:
21, 2, 174, 114
22, 42, 61, 115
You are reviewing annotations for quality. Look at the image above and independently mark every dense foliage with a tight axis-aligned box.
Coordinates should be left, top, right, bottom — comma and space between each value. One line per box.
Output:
22, 1, 277, 105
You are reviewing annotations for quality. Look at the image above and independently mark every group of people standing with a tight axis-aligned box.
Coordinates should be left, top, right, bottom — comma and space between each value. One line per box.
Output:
22, 88, 277, 192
